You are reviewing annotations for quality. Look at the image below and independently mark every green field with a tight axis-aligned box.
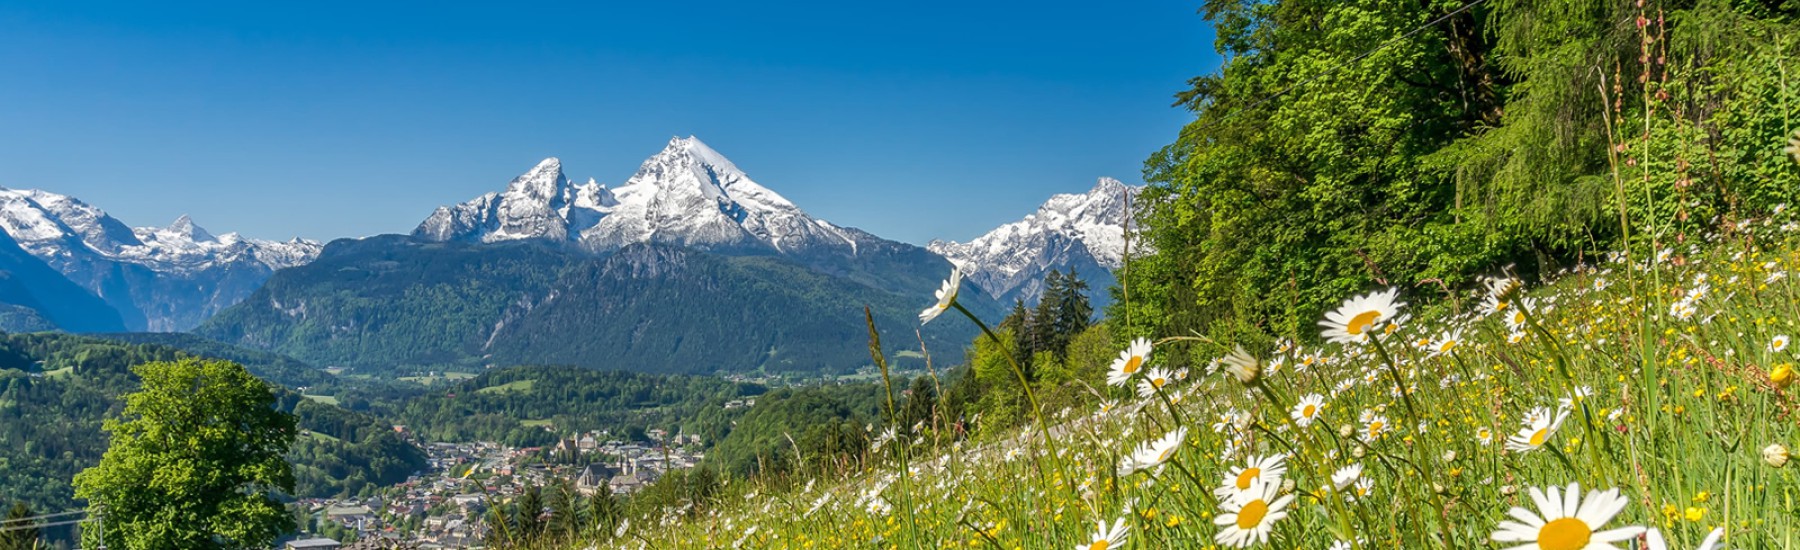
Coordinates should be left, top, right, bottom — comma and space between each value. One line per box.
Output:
399, 371, 478, 385
477, 379, 535, 394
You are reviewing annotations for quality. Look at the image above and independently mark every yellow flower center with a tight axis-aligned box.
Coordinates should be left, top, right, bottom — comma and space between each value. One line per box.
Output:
1368, 421, 1384, 437
1235, 499, 1269, 530
1536, 517, 1592, 550
1301, 404, 1317, 418
1439, 341, 1456, 353
1528, 428, 1550, 448
1511, 311, 1525, 325
1152, 377, 1167, 388
1157, 446, 1176, 463
1235, 467, 1261, 490
1088, 539, 1110, 550
1122, 356, 1143, 374
1346, 310, 1381, 335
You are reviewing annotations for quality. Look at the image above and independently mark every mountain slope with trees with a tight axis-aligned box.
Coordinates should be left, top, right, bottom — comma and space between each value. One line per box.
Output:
1116, 0, 1800, 346
198, 236, 992, 375
0, 333, 425, 513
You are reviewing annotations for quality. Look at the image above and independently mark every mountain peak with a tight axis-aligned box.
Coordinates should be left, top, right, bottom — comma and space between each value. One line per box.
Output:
416, 135, 871, 255
667, 135, 741, 174
505, 157, 570, 200
166, 214, 215, 242
1089, 176, 1127, 196
928, 178, 1144, 303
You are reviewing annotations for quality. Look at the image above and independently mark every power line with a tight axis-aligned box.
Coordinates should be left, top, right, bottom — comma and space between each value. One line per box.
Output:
1188, 0, 1489, 133
0, 516, 93, 532
0, 509, 88, 524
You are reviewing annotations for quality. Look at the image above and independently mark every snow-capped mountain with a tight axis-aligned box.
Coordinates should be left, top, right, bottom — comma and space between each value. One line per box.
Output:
928, 177, 1142, 304
0, 187, 323, 331
416, 136, 873, 256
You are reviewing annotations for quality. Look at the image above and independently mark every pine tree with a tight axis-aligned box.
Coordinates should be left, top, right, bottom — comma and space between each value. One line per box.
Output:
588, 491, 622, 538
483, 503, 517, 547
545, 480, 580, 542
0, 501, 40, 550
900, 375, 937, 432
1000, 299, 1034, 369
1029, 270, 1067, 369
1052, 268, 1093, 354
515, 483, 545, 540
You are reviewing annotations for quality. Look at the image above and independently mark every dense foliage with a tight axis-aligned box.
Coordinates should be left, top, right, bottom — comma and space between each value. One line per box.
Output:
705, 384, 887, 477
1117, 0, 1800, 348
73, 358, 296, 550
371, 365, 762, 448
199, 236, 990, 375
0, 333, 424, 513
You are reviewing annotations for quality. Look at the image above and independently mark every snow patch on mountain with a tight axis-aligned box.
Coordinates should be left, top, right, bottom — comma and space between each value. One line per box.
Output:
927, 177, 1143, 303
415, 136, 870, 256
0, 186, 323, 329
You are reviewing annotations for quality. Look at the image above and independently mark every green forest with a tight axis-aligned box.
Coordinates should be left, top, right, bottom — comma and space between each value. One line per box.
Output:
197, 237, 992, 376
1115, 0, 1800, 349
0, 333, 425, 512
367, 365, 762, 447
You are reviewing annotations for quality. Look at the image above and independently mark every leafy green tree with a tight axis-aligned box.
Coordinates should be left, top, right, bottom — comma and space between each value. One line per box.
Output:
1119, 0, 1800, 344
72, 358, 297, 550
0, 501, 40, 550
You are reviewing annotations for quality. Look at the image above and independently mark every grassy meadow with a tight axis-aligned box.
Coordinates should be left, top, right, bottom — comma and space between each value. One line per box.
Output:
575, 213, 1800, 549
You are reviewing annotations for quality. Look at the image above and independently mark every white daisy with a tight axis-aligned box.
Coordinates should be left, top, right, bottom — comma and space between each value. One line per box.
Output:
1119, 427, 1186, 476
1319, 287, 1405, 345
1331, 463, 1362, 490
1362, 413, 1389, 443
1214, 454, 1288, 499
1345, 477, 1374, 502
1505, 407, 1571, 453
1505, 297, 1537, 331
1647, 527, 1725, 550
1290, 393, 1326, 428
1214, 479, 1294, 548
1476, 426, 1496, 446
1489, 483, 1644, 550
1136, 367, 1175, 399
1076, 517, 1130, 550
1106, 338, 1153, 387
1221, 345, 1261, 383
1431, 328, 1465, 357
919, 268, 962, 324
1771, 334, 1790, 353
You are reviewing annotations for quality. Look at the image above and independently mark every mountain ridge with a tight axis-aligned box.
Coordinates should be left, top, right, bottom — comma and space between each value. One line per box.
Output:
928, 177, 1142, 304
0, 187, 322, 331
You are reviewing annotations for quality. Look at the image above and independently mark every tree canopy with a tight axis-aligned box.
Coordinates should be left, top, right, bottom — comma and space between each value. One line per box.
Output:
73, 358, 297, 550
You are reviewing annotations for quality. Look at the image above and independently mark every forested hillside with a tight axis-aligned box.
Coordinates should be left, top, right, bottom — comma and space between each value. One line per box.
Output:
369, 365, 762, 447
199, 236, 992, 375
0, 333, 424, 512
1117, 0, 1800, 348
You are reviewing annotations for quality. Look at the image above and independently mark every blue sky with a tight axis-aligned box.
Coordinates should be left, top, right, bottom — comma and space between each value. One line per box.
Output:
0, 1, 1217, 245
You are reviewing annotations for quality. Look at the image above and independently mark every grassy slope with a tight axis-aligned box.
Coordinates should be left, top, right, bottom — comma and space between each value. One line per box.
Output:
562, 222, 1800, 548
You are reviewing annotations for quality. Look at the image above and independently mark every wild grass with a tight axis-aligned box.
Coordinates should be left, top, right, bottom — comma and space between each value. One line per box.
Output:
568, 211, 1800, 549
